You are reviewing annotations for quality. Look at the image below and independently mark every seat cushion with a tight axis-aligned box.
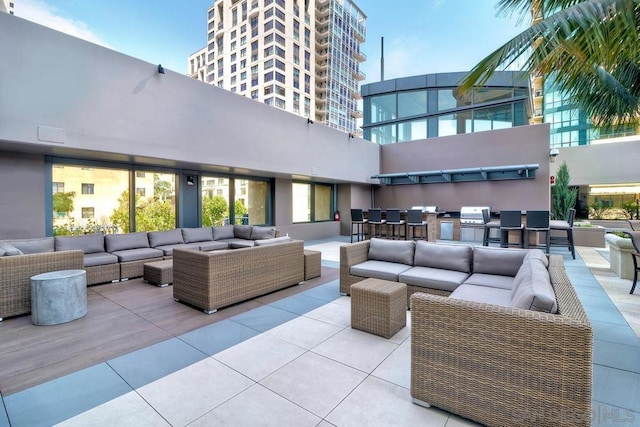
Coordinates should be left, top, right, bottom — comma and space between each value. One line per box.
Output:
181, 227, 213, 244
472, 246, 528, 277
413, 241, 472, 273
154, 243, 190, 257
84, 252, 119, 267
55, 234, 105, 254
254, 236, 292, 246
450, 284, 513, 308
367, 238, 415, 266
148, 229, 184, 248
464, 273, 514, 290
350, 260, 413, 282
549, 220, 571, 230
399, 266, 469, 292
250, 226, 277, 240
198, 241, 230, 251
105, 232, 150, 253
213, 225, 235, 240
111, 247, 164, 262
228, 239, 255, 249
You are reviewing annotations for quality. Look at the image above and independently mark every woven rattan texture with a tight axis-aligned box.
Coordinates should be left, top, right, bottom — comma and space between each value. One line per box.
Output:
351, 278, 407, 338
85, 263, 120, 286
303, 250, 321, 280
0, 250, 84, 319
120, 257, 163, 280
172, 240, 304, 313
410, 254, 592, 427
143, 260, 173, 286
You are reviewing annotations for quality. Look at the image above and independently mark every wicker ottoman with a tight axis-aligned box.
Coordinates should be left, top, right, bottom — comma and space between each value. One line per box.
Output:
143, 259, 173, 287
351, 278, 407, 338
303, 249, 321, 280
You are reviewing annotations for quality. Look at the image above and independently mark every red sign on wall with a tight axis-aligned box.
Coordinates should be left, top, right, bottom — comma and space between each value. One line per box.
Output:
550, 175, 556, 186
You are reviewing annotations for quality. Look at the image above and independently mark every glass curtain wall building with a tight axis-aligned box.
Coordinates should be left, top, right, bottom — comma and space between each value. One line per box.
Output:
189, 0, 366, 134
361, 72, 530, 144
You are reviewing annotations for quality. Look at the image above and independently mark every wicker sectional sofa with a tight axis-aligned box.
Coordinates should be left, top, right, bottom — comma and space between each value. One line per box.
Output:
172, 239, 304, 313
340, 238, 593, 426
0, 225, 280, 320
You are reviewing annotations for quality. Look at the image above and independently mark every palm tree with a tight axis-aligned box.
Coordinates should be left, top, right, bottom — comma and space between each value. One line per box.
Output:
460, 0, 640, 130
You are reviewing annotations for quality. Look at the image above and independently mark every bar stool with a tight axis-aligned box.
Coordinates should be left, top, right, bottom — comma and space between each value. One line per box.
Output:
500, 210, 524, 248
525, 210, 550, 253
368, 208, 386, 238
550, 208, 576, 259
406, 209, 428, 240
350, 208, 368, 242
386, 209, 406, 240
482, 208, 500, 246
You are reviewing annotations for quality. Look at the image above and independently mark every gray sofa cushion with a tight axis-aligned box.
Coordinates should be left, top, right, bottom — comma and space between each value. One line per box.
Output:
55, 234, 105, 254
111, 247, 164, 262
148, 229, 184, 248
228, 239, 255, 249
154, 243, 188, 257
0, 242, 23, 256
511, 257, 557, 313
234, 225, 252, 240
84, 252, 119, 267
199, 241, 230, 251
399, 266, 469, 292
524, 249, 549, 267
472, 246, 529, 277
105, 232, 150, 253
367, 238, 415, 266
251, 226, 277, 240
413, 241, 472, 273
182, 227, 213, 243
254, 236, 291, 246
7, 237, 54, 254
450, 284, 513, 308
350, 260, 413, 282
463, 273, 514, 290
213, 225, 235, 240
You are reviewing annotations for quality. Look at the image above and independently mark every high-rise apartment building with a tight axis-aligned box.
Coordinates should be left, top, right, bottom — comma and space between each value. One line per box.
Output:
188, 0, 366, 134
0, 0, 15, 15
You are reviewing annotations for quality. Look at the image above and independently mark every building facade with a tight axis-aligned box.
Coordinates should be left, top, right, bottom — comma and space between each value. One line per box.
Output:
0, 0, 14, 15
188, 0, 366, 134
361, 72, 530, 144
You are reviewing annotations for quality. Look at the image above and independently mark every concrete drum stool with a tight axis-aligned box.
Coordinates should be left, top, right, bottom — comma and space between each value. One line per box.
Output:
30, 269, 87, 326
351, 278, 407, 339
303, 249, 321, 281
143, 259, 173, 287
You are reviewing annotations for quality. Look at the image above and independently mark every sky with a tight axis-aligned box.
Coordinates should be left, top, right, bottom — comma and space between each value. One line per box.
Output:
13, 0, 528, 84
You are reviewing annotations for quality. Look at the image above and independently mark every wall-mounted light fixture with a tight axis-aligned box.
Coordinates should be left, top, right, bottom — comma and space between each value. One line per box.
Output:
348, 133, 355, 139
549, 148, 559, 163
307, 118, 314, 124
186, 175, 195, 186
157, 64, 165, 74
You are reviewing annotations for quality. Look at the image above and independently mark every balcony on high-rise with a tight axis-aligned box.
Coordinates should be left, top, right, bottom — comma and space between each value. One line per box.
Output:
352, 70, 366, 81
353, 50, 366, 62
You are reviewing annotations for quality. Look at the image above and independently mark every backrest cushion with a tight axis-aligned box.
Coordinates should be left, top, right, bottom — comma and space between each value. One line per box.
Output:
105, 232, 150, 253
254, 236, 292, 246
213, 225, 235, 240
148, 229, 184, 247
7, 237, 54, 254
413, 241, 472, 273
234, 225, 253, 240
511, 257, 557, 313
250, 226, 277, 240
472, 246, 528, 277
523, 249, 549, 267
55, 234, 105, 254
182, 227, 213, 243
0, 242, 23, 256
367, 238, 415, 265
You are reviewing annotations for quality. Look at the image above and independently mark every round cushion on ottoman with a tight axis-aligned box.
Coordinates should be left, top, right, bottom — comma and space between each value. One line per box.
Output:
351, 278, 407, 339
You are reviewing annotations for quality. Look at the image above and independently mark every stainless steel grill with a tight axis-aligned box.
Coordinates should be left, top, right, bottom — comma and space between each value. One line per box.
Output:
460, 206, 490, 242
460, 206, 490, 225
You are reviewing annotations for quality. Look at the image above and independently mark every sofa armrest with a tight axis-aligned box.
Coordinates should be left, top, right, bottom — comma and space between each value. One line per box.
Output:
339, 240, 370, 295
410, 260, 592, 427
0, 250, 84, 319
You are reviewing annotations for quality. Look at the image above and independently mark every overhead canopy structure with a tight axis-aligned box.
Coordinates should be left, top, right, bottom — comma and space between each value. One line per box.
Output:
371, 164, 539, 185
